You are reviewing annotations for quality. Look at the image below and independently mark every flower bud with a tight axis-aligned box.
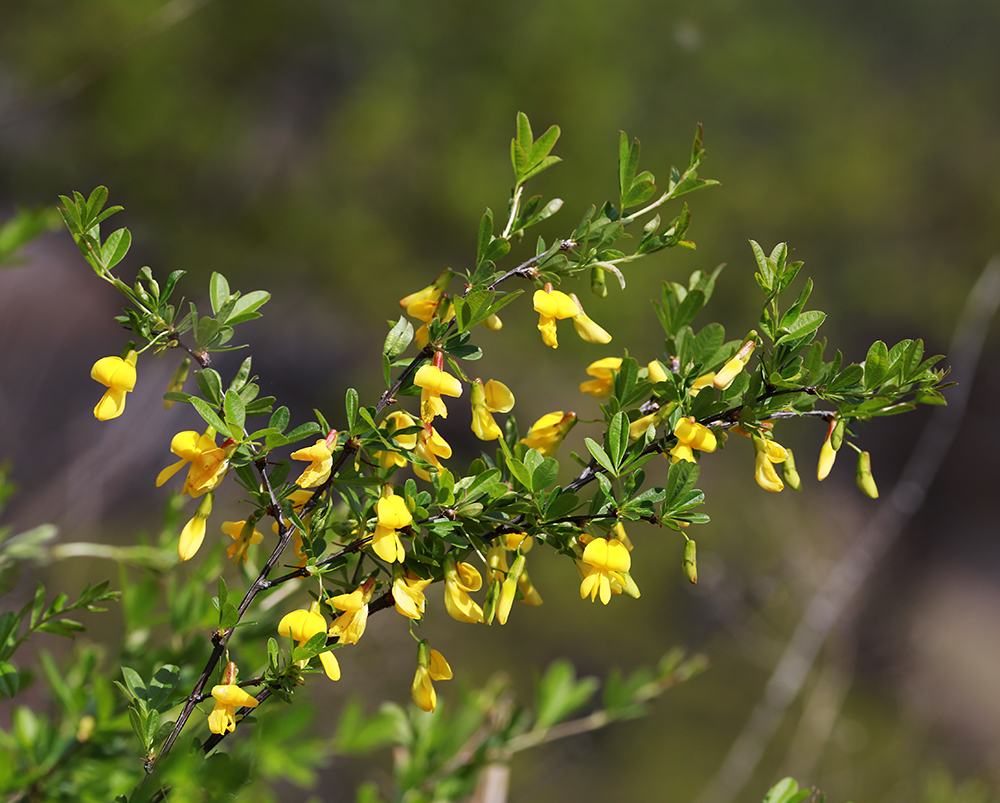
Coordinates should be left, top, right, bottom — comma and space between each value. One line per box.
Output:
482, 577, 501, 625
683, 538, 697, 584
855, 451, 879, 499
781, 447, 802, 491
831, 418, 846, 451
481, 313, 503, 330
496, 554, 525, 625
590, 264, 608, 297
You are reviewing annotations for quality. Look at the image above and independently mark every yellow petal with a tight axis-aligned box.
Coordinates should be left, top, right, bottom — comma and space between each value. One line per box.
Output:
537, 314, 559, 348
572, 311, 612, 344
532, 289, 578, 319
755, 451, 785, 492
377, 494, 413, 529
371, 525, 404, 563
319, 650, 341, 681
455, 561, 482, 592
277, 608, 326, 642
208, 702, 234, 734
91, 356, 136, 392
211, 684, 260, 708
428, 649, 452, 681
411, 666, 436, 712
414, 365, 463, 397
178, 514, 207, 561
471, 406, 503, 441
94, 388, 128, 421
156, 458, 188, 488
483, 379, 514, 413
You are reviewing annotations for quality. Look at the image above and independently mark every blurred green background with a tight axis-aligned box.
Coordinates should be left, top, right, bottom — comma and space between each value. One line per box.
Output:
2, 0, 999, 801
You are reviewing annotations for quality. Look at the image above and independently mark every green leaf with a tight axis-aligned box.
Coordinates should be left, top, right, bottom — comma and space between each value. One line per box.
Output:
227, 290, 271, 325
505, 455, 532, 489
827, 364, 864, 393
516, 111, 533, 153
292, 632, 330, 662
190, 397, 229, 435
607, 411, 629, 470
144, 709, 160, 752
129, 707, 146, 747
776, 310, 826, 344
146, 665, 180, 712
121, 666, 147, 711
0, 661, 19, 697
751, 240, 774, 294
584, 438, 614, 475
383, 316, 414, 359
219, 602, 240, 630
476, 209, 494, 267
531, 456, 559, 492
209, 272, 231, 316
224, 389, 246, 431
268, 405, 290, 433
101, 228, 131, 269
864, 340, 889, 390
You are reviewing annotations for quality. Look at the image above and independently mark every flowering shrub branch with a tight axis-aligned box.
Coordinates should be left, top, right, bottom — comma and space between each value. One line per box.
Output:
0, 112, 949, 801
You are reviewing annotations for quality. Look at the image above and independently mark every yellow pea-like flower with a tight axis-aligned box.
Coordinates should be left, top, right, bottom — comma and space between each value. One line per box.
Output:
91, 350, 137, 421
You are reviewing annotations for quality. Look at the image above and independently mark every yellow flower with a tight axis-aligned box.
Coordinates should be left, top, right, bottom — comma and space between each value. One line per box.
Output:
817, 421, 838, 480
371, 486, 412, 563
411, 640, 452, 713
714, 340, 756, 390
499, 533, 543, 609
399, 270, 453, 322
579, 537, 631, 605
278, 601, 339, 681
91, 351, 137, 421
444, 556, 484, 624
156, 429, 232, 498
580, 358, 622, 398
392, 566, 432, 619
495, 553, 525, 625
290, 431, 337, 488
376, 410, 419, 469
520, 411, 577, 457
178, 492, 213, 561
328, 579, 375, 645
532, 286, 579, 348
753, 435, 788, 492
222, 520, 264, 565
504, 531, 533, 552
689, 372, 716, 396
414, 362, 463, 423
413, 424, 452, 480
667, 416, 718, 463
208, 663, 259, 735
470, 378, 515, 441
629, 412, 660, 441
569, 293, 612, 345
647, 360, 668, 384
